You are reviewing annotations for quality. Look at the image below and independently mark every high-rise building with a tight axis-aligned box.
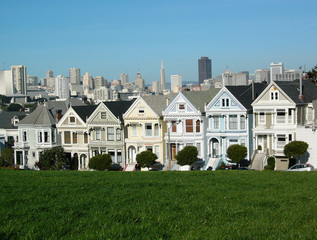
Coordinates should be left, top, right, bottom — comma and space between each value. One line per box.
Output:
171, 75, 182, 93
11, 65, 27, 94
151, 81, 160, 94
55, 75, 69, 99
255, 69, 270, 83
46, 70, 53, 79
94, 87, 112, 101
160, 60, 166, 91
69, 68, 80, 85
198, 57, 212, 85
135, 73, 145, 90
27, 75, 38, 87
94, 76, 106, 89
46, 69, 55, 89
270, 62, 284, 83
0, 70, 14, 95
120, 73, 129, 85
82, 72, 94, 89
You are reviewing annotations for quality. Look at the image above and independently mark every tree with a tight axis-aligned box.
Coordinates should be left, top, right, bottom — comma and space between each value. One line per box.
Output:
176, 146, 198, 166
284, 141, 309, 164
226, 144, 247, 167
136, 151, 157, 169
88, 154, 112, 171
306, 65, 317, 85
0, 147, 14, 167
35, 146, 69, 170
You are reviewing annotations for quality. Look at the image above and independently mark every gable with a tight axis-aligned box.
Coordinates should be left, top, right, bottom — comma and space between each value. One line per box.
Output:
163, 93, 200, 116
252, 82, 295, 107
57, 108, 86, 127
88, 103, 120, 125
206, 88, 246, 112
124, 98, 158, 119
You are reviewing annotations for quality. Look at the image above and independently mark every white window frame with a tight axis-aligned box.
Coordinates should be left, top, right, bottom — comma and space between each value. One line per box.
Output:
22, 130, 27, 142
145, 123, 152, 137
213, 116, 220, 129
259, 112, 265, 124
132, 124, 137, 136
96, 128, 101, 140
229, 115, 238, 130
240, 115, 246, 130
69, 116, 76, 124
107, 127, 115, 141
221, 98, 229, 107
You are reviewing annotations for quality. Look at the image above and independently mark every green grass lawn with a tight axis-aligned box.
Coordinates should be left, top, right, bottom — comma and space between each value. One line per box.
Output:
0, 170, 316, 239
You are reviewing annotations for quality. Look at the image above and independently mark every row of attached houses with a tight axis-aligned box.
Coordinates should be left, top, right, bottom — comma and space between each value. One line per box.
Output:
13, 79, 317, 170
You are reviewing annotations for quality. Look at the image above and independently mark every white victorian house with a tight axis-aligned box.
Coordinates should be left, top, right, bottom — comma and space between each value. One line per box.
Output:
162, 89, 220, 170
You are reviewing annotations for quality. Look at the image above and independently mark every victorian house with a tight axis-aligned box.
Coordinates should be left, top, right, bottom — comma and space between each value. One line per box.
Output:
57, 100, 134, 170
14, 104, 59, 169
123, 95, 175, 169
251, 79, 317, 170
162, 89, 220, 170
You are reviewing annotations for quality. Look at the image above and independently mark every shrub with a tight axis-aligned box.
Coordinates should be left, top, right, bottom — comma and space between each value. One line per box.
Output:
264, 156, 275, 170
0, 147, 14, 167
136, 151, 157, 168
227, 144, 247, 166
257, 145, 262, 151
176, 146, 198, 166
35, 146, 69, 170
88, 154, 112, 171
264, 165, 274, 170
288, 158, 296, 168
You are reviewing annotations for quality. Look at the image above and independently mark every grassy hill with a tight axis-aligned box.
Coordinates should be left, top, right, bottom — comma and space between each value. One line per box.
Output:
0, 170, 316, 239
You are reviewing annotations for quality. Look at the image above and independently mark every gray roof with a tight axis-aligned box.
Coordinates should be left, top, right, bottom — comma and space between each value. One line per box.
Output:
182, 88, 220, 113
47, 98, 87, 117
275, 80, 317, 104
18, 104, 56, 126
141, 94, 177, 116
0, 112, 28, 129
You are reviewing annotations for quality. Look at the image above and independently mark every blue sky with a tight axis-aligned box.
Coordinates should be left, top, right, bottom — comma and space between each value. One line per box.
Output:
1, 0, 316, 84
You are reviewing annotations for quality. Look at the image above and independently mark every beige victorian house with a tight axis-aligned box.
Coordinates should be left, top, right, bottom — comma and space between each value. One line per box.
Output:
123, 95, 175, 168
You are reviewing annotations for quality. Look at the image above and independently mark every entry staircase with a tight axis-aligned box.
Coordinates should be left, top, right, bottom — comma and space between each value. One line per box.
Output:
251, 151, 266, 170
123, 163, 136, 171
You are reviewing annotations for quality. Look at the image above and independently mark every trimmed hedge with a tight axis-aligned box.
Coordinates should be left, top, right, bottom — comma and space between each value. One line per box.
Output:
88, 154, 112, 171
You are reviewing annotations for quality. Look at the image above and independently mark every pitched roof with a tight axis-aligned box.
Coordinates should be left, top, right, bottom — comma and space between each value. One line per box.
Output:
104, 99, 136, 121
182, 88, 220, 113
141, 94, 177, 116
47, 98, 87, 116
226, 83, 267, 109
0, 111, 28, 129
72, 105, 98, 122
18, 104, 56, 126
275, 80, 317, 104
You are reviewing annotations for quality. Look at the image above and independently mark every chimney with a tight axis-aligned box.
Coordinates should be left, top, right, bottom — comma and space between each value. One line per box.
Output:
55, 110, 62, 120
298, 66, 304, 100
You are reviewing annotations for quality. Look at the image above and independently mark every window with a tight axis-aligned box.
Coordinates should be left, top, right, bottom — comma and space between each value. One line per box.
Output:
289, 134, 292, 142
23, 130, 27, 142
222, 98, 229, 107
186, 119, 193, 133
84, 132, 88, 143
38, 131, 43, 143
154, 124, 159, 136
229, 115, 238, 130
64, 131, 71, 144
69, 116, 75, 124
109, 150, 115, 162
146, 146, 153, 152
117, 150, 122, 163
145, 123, 152, 136
96, 128, 101, 140
229, 139, 238, 146
101, 112, 107, 119
240, 138, 246, 146
179, 104, 185, 110
32, 152, 36, 158
155, 145, 160, 159
52, 130, 56, 143
276, 109, 285, 123
277, 134, 286, 148
196, 120, 200, 133
44, 131, 49, 143
213, 116, 219, 129
172, 121, 177, 132
240, 116, 246, 130
107, 127, 114, 141
271, 91, 279, 100
73, 132, 77, 144
132, 124, 137, 136
138, 109, 144, 114
259, 112, 265, 124
116, 129, 121, 141
288, 109, 293, 123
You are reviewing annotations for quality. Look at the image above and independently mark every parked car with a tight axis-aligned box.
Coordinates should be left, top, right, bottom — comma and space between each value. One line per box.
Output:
236, 167, 255, 170
286, 164, 314, 172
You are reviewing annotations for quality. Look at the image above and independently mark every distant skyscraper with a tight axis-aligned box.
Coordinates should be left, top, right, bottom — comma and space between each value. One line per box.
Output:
135, 72, 145, 90
255, 69, 270, 83
69, 68, 80, 85
270, 62, 284, 83
152, 81, 160, 94
120, 73, 129, 85
27, 75, 38, 87
11, 65, 27, 94
94, 76, 106, 89
198, 57, 212, 85
0, 70, 14, 95
46, 70, 53, 79
55, 75, 69, 99
82, 72, 94, 89
171, 75, 182, 93
160, 60, 166, 91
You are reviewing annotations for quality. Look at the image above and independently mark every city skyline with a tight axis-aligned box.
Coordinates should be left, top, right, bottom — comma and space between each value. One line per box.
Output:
1, 0, 316, 84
